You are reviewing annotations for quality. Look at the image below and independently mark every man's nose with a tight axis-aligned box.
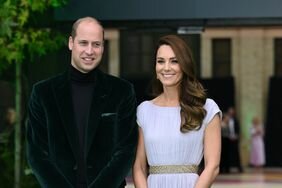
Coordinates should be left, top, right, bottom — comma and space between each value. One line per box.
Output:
85, 45, 94, 54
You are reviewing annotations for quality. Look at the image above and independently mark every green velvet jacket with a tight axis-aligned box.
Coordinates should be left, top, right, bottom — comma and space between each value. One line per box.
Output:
26, 69, 138, 188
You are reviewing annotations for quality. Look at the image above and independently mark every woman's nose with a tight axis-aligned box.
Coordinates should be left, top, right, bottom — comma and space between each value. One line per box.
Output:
164, 62, 171, 70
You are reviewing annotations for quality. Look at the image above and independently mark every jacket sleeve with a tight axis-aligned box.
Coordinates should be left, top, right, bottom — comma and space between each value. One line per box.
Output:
90, 85, 138, 188
26, 85, 73, 188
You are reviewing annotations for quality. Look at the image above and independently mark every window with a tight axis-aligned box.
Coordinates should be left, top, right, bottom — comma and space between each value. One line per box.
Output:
120, 32, 156, 79
212, 38, 231, 77
274, 38, 282, 76
120, 30, 201, 79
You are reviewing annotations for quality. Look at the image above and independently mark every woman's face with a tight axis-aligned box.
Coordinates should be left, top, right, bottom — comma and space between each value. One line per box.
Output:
156, 45, 183, 88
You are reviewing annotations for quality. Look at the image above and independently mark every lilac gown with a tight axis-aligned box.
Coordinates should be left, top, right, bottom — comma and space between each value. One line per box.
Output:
137, 99, 221, 188
250, 125, 265, 166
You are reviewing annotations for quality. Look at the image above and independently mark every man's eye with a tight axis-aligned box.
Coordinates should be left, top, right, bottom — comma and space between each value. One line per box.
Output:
79, 41, 88, 46
93, 42, 103, 48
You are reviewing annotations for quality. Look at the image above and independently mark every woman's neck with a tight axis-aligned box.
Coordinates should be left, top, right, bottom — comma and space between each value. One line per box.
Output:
155, 87, 179, 106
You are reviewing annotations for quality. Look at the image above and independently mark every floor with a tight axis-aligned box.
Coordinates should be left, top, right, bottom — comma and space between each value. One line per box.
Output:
125, 168, 282, 188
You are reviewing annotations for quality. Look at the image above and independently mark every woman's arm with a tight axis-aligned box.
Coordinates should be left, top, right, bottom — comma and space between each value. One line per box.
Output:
195, 114, 221, 188
133, 128, 148, 188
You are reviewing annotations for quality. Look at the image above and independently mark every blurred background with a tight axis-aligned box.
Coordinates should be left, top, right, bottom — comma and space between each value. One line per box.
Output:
1, 0, 282, 187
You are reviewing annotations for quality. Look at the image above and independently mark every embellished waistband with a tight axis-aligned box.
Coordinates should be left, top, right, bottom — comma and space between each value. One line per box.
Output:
149, 164, 198, 174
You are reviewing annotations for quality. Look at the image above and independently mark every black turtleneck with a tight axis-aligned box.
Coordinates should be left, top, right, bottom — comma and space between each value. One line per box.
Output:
70, 65, 96, 187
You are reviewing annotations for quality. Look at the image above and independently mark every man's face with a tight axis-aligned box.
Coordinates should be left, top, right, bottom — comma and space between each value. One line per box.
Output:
68, 21, 104, 73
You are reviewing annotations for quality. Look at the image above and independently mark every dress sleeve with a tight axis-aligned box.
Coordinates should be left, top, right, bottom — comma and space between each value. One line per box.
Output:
136, 102, 144, 128
204, 99, 222, 126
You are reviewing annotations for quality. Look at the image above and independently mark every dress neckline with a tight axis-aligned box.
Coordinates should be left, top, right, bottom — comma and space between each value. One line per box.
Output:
147, 100, 180, 108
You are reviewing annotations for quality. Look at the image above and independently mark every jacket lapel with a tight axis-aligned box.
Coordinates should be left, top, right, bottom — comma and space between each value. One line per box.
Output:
85, 70, 111, 156
52, 72, 80, 161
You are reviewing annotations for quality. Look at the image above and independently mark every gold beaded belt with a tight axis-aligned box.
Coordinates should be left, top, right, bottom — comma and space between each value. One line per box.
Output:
149, 165, 198, 174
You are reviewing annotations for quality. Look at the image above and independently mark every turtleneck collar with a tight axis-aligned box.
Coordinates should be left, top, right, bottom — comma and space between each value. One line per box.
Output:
70, 65, 97, 83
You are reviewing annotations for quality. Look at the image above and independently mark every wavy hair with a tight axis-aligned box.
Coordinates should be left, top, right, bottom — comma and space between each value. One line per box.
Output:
152, 35, 207, 132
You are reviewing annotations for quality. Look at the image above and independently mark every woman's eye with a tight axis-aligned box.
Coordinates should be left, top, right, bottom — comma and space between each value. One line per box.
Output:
171, 60, 178, 63
157, 60, 164, 64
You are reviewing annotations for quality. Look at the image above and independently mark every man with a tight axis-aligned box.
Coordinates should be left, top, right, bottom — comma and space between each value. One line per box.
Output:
227, 106, 243, 173
26, 17, 138, 188
219, 113, 231, 174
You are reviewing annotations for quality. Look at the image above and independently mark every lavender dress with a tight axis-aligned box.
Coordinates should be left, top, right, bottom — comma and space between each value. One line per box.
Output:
137, 99, 221, 188
250, 125, 265, 166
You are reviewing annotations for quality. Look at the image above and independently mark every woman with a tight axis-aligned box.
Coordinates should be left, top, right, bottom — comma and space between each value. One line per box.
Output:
133, 35, 221, 188
250, 116, 265, 170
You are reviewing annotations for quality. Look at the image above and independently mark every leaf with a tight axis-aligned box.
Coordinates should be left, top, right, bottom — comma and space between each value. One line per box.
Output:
18, 8, 29, 26
0, 0, 67, 67
0, 19, 13, 37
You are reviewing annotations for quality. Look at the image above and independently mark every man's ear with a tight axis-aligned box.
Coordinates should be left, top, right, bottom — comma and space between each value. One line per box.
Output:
68, 36, 73, 50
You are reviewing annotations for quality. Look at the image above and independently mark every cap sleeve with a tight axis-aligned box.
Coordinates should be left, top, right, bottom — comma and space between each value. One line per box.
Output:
136, 102, 146, 128
204, 98, 222, 126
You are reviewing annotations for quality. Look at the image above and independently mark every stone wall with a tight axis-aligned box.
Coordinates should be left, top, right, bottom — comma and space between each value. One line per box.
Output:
201, 27, 282, 166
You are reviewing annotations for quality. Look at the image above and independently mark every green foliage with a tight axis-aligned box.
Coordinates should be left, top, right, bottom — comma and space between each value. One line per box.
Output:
0, 0, 67, 68
0, 143, 14, 187
0, 132, 40, 188
0, 0, 68, 187
28, 0, 68, 11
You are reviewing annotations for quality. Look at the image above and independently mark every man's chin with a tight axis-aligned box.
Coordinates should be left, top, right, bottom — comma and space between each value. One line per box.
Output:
81, 65, 98, 73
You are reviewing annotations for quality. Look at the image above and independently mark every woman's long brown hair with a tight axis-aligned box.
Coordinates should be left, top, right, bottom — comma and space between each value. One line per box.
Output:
151, 35, 207, 133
